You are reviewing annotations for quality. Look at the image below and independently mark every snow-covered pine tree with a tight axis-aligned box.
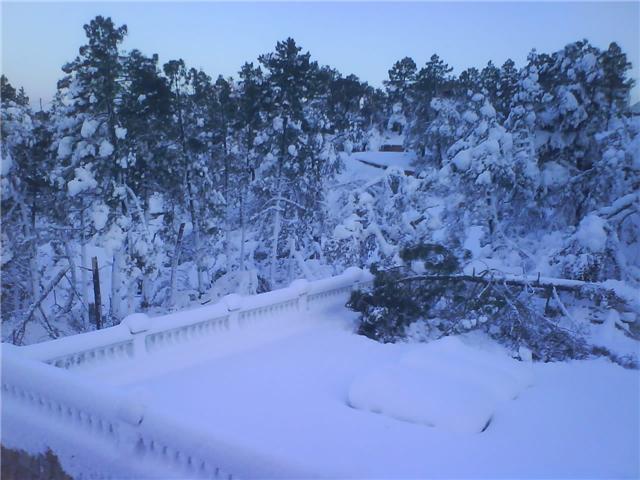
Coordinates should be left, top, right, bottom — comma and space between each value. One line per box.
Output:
48, 16, 128, 328
1, 76, 53, 342
255, 38, 327, 286
406, 54, 454, 157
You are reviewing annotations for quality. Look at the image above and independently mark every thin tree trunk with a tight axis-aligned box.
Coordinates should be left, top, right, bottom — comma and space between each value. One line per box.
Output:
14, 265, 70, 345
110, 248, 122, 322
62, 243, 77, 313
168, 222, 185, 309
239, 189, 246, 273
20, 201, 38, 305
223, 128, 232, 274
189, 196, 205, 297
270, 196, 282, 285
270, 116, 288, 285
80, 209, 90, 327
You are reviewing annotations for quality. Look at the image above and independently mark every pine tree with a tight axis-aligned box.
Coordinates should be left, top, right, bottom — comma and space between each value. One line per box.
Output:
407, 54, 454, 157
496, 59, 519, 120
256, 38, 321, 285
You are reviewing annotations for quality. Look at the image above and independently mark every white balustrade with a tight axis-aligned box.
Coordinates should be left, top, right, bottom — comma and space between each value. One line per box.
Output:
1, 267, 375, 479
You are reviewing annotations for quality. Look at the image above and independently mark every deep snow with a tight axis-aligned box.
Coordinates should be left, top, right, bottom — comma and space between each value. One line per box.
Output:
58, 303, 640, 479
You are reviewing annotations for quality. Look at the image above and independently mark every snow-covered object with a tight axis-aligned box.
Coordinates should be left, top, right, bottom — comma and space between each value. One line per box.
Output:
348, 336, 533, 434
2, 345, 144, 426
123, 313, 151, 334
67, 166, 97, 196
289, 278, 309, 295
98, 140, 114, 158
15, 269, 366, 368
223, 293, 243, 312
576, 214, 608, 252
541, 161, 569, 188
1, 151, 13, 176
518, 346, 533, 362
56, 136, 74, 159
2, 346, 303, 480
91, 203, 109, 230
115, 126, 127, 139
80, 119, 99, 139
148, 192, 164, 215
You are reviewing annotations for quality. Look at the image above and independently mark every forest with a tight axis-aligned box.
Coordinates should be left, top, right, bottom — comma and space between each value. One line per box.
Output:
1, 16, 638, 361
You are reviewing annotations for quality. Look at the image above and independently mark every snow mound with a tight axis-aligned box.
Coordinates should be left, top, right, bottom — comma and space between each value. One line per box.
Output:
576, 214, 608, 252
347, 336, 533, 434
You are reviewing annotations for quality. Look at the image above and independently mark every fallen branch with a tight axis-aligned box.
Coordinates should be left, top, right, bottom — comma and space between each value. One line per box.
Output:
396, 271, 627, 300
14, 266, 70, 344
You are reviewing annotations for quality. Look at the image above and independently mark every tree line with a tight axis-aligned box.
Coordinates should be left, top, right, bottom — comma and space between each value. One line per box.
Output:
1, 15, 637, 345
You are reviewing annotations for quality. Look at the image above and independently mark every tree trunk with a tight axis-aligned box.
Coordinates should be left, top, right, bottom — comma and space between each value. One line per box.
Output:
20, 201, 39, 307
62, 243, 77, 313
239, 189, 246, 273
168, 222, 185, 309
188, 196, 205, 297
80, 209, 90, 327
270, 116, 288, 285
270, 197, 282, 285
110, 248, 122, 322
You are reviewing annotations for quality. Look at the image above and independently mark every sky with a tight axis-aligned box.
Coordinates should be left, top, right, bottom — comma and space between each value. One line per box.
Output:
2, 1, 639, 109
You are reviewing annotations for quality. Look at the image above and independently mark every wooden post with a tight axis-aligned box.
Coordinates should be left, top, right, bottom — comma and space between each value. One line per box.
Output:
92, 256, 102, 330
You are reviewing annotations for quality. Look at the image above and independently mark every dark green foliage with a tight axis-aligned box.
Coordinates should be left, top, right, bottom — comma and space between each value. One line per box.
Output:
348, 243, 594, 362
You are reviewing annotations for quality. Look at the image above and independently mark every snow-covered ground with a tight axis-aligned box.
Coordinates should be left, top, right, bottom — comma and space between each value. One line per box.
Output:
31, 302, 634, 479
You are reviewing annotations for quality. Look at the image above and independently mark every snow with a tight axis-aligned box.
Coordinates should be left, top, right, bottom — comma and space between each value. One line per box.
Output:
541, 161, 569, 187
475, 169, 492, 185
480, 102, 496, 118
98, 139, 114, 157
56, 136, 74, 159
452, 149, 472, 171
67, 306, 638, 479
115, 126, 127, 139
1, 150, 13, 176
148, 192, 164, 215
67, 166, 97, 196
462, 110, 479, 123
91, 203, 109, 230
80, 118, 99, 139
348, 336, 533, 433
576, 214, 608, 252
463, 225, 486, 259
4, 285, 639, 479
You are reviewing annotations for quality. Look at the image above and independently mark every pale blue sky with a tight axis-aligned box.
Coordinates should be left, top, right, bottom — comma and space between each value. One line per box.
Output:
2, 1, 639, 108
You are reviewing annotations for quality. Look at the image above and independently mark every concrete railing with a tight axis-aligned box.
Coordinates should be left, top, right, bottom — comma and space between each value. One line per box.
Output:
16, 267, 372, 370
1, 345, 311, 479
1, 267, 374, 479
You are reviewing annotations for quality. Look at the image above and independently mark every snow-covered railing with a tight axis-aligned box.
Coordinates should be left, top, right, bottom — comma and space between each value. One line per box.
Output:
1, 267, 372, 479
1, 345, 309, 479
16, 267, 373, 370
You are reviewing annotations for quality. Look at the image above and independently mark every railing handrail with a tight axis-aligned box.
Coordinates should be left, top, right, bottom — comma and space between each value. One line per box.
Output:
1, 267, 373, 479
13, 267, 371, 368
1, 345, 310, 479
